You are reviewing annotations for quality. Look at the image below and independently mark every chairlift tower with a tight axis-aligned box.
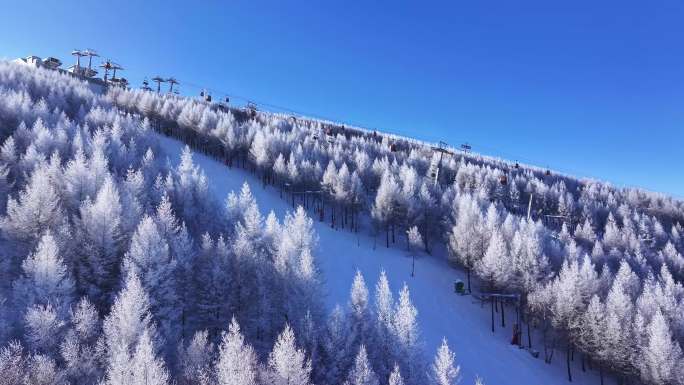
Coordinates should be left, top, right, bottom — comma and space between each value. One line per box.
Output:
102, 61, 124, 87
69, 49, 87, 76
166, 77, 179, 93
82, 49, 99, 77
151, 76, 166, 93
111, 62, 123, 80
99, 59, 113, 83
428, 141, 454, 187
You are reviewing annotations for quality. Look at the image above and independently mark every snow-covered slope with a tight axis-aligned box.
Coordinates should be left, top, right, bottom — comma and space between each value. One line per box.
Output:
157, 134, 603, 385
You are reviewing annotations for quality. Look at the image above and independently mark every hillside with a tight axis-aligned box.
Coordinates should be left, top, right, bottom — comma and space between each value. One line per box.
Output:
0, 60, 682, 385
157, 133, 605, 385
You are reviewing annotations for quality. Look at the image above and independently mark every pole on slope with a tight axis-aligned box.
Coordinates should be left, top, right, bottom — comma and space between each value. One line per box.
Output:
412, 254, 415, 277
527, 193, 534, 220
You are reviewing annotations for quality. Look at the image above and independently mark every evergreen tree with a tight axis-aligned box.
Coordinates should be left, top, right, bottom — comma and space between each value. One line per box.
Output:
60, 298, 101, 385
430, 339, 460, 385
123, 216, 178, 346
393, 283, 421, 384
13, 231, 74, 317
263, 324, 312, 385
388, 364, 405, 385
178, 330, 214, 385
77, 175, 122, 305
639, 309, 683, 384
348, 271, 373, 353
374, 270, 395, 379
101, 271, 164, 385
475, 228, 509, 290
3, 166, 63, 244
24, 303, 65, 353
215, 318, 258, 385
372, 170, 400, 247
344, 345, 379, 385
129, 329, 170, 385
448, 194, 485, 292
319, 305, 349, 385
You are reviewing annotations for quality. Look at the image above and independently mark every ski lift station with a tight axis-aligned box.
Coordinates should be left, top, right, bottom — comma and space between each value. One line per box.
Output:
14, 49, 130, 89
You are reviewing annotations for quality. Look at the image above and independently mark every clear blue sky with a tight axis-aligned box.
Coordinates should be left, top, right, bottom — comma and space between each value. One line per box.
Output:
1, 0, 683, 197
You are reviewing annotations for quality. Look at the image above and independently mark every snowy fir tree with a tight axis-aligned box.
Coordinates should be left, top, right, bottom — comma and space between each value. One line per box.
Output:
344, 345, 379, 385
214, 318, 258, 385
430, 339, 460, 385
13, 231, 74, 317
263, 324, 312, 385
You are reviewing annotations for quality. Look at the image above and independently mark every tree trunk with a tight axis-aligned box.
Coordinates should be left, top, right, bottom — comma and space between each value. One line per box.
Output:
527, 318, 532, 349
391, 222, 395, 243
491, 300, 495, 333
565, 346, 572, 382
501, 300, 506, 328
467, 267, 472, 293
386, 224, 390, 248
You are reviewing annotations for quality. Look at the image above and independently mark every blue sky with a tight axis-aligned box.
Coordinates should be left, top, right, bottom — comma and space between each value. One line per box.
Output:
1, 0, 683, 197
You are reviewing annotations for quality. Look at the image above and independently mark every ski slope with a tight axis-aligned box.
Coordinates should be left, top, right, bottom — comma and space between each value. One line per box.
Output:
157, 134, 603, 385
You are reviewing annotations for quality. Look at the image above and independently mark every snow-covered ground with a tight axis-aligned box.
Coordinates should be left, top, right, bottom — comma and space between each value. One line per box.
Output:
158, 134, 603, 385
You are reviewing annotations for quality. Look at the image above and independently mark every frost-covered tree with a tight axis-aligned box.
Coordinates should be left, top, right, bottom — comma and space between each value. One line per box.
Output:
3, 166, 63, 244
178, 330, 213, 385
319, 305, 349, 385
374, 270, 395, 379
393, 283, 422, 384
13, 231, 74, 316
430, 339, 460, 385
372, 170, 400, 247
123, 216, 178, 346
215, 318, 258, 385
63, 149, 95, 210
102, 270, 157, 377
344, 345, 379, 385
406, 226, 423, 253
77, 175, 122, 305
388, 364, 405, 385
24, 303, 65, 353
448, 194, 485, 292
639, 309, 683, 384
101, 270, 168, 385
23, 353, 67, 385
348, 271, 373, 354
60, 298, 101, 385
475, 228, 509, 290
129, 329, 169, 385
263, 324, 312, 385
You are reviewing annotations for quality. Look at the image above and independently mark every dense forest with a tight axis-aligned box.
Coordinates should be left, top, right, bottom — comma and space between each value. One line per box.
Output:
109, 68, 684, 385
0, 62, 465, 385
1, 60, 683, 384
